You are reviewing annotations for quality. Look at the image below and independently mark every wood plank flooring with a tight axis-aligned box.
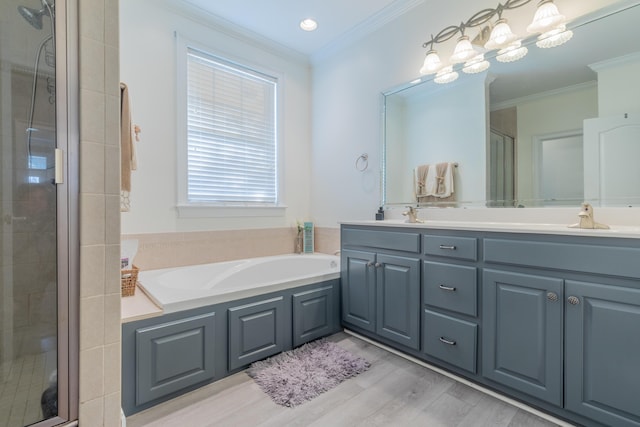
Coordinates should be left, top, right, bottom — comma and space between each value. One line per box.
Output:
126, 333, 571, 427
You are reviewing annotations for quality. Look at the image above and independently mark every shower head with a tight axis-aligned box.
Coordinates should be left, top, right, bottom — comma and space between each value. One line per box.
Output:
18, 5, 43, 29
17, 0, 54, 30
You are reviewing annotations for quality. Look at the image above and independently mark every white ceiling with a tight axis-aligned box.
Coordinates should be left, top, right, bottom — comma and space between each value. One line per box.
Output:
180, 0, 414, 56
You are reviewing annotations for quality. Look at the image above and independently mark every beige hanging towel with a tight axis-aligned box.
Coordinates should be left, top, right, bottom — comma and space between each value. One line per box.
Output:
120, 82, 138, 212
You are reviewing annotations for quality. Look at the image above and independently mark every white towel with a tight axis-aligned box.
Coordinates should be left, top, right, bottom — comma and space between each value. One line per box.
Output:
425, 165, 438, 196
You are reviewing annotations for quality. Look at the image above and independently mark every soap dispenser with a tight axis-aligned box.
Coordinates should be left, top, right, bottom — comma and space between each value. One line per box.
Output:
375, 207, 385, 220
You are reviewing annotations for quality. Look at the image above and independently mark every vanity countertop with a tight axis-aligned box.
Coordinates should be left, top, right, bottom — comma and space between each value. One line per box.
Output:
340, 219, 640, 239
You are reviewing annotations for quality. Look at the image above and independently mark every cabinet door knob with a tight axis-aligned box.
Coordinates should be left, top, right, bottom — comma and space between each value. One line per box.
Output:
547, 292, 558, 302
439, 337, 456, 346
439, 284, 457, 292
439, 245, 457, 250
567, 296, 580, 305
366, 261, 374, 267
374, 262, 382, 268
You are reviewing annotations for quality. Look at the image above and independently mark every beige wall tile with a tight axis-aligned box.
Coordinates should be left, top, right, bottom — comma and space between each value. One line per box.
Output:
103, 344, 120, 395
80, 296, 105, 351
105, 45, 120, 97
79, 37, 105, 93
79, 89, 106, 144
103, 294, 121, 345
105, 95, 120, 147
80, 194, 106, 246
78, 395, 104, 426
79, 346, 104, 403
104, 145, 120, 195
104, 392, 122, 427
105, 195, 121, 245
80, 245, 106, 298
105, 244, 122, 294
80, 141, 106, 194
79, 0, 105, 42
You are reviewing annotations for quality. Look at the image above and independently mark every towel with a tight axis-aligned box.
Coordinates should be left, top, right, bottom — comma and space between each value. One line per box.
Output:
120, 82, 137, 212
415, 162, 456, 204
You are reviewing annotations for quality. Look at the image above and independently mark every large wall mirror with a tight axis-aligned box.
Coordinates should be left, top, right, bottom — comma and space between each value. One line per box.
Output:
383, 1, 640, 209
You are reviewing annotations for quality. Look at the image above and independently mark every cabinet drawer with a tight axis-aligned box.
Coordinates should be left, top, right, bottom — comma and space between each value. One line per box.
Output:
423, 310, 477, 373
424, 235, 477, 261
484, 238, 640, 279
342, 228, 420, 253
423, 261, 477, 317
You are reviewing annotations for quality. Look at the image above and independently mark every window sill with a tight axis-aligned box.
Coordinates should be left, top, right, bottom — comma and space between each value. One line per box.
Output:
177, 204, 287, 218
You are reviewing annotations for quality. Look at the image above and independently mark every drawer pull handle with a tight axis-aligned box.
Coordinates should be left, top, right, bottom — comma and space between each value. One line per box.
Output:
439, 285, 457, 292
439, 337, 456, 346
439, 245, 457, 250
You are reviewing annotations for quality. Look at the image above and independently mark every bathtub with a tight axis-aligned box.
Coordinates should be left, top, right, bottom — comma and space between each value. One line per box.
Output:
138, 253, 340, 313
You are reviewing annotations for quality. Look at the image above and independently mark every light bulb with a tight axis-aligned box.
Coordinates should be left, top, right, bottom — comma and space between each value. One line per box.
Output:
536, 24, 573, 48
496, 40, 528, 63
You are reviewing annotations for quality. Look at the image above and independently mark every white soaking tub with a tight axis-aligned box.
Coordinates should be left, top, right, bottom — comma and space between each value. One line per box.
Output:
137, 253, 340, 313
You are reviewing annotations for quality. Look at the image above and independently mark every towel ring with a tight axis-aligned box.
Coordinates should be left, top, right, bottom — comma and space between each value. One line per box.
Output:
355, 153, 369, 172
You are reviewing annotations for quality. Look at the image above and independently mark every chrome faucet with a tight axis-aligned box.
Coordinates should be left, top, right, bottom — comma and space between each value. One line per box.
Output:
568, 202, 609, 229
402, 206, 423, 223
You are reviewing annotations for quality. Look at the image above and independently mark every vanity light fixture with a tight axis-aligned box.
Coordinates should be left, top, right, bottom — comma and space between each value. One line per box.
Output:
463, 53, 490, 74
300, 18, 318, 32
434, 65, 459, 84
418, 0, 573, 82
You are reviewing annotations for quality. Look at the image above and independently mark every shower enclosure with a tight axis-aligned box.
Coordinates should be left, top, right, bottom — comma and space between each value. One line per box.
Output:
1, 0, 75, 425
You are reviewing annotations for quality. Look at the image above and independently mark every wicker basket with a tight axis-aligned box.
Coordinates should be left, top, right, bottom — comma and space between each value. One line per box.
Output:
121, 265, 139, 297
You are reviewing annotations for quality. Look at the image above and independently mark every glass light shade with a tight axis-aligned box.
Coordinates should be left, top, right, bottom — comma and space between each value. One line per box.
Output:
450, 36, 477, 63
463, 54, 490, 74
299, 18, 318, 31
496, 40, 528, 63
485, 18, 519, 50
536, 24, 573, 48
527, 0, 566, 34
420, 49, 443, 75
434, 66, 459, 84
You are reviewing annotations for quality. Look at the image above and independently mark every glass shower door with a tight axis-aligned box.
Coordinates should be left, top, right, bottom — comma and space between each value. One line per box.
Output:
0, 1, 59, 425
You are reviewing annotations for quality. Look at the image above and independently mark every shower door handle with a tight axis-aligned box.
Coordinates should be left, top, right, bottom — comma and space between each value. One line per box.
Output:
55, 148, 64, 184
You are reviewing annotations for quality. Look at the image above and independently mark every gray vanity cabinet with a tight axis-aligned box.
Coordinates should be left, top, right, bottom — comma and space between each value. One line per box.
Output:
341, 227, 421, 350
228, 296, 287, 371
482, 269, 563, 405
565, 280, 640, 427
341, 249, 377, 332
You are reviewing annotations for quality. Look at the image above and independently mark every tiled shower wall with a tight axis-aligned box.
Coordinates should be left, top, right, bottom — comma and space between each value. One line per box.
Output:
123, 227, 341, 270
78, 0, 121, 425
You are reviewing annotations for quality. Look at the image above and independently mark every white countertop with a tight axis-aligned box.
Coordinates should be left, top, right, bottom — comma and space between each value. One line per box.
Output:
341, 219, 640, 239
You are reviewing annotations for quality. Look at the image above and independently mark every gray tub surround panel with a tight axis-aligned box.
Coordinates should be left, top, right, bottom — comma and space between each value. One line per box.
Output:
122, 279, 340, 415
340, 223, 640, 427
135, 312, 217, 406
292, 285, 338, 347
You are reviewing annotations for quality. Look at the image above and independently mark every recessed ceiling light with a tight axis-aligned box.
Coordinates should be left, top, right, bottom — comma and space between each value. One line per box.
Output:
300, 18, 318, 32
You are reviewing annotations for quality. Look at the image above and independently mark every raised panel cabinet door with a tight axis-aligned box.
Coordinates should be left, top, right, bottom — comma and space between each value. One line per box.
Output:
565, 280, 640, 427
482, 270, 563, 405
292, 284, 337, 347
228, 296, 286, 371
376, 254, 421, 350
135, 312, 216, 406
341, 249, 376, 332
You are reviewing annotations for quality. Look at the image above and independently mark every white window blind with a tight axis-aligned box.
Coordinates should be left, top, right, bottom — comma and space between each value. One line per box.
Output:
186, 48, 278, 205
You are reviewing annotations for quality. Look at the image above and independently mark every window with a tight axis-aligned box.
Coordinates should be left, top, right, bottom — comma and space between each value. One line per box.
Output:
177, 36, 283, 217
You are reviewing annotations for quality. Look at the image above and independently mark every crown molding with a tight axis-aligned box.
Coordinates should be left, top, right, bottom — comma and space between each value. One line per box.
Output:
311, 0, 427, 64
589, 51, 640, 72
491, 80, 598, 111
159, 0, 310, 65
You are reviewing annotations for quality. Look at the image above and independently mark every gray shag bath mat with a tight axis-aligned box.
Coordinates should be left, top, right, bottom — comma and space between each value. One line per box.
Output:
246, 338, 370, 407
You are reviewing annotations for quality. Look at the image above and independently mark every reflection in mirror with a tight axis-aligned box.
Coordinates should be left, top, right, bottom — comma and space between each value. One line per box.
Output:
383, 2, 640, 208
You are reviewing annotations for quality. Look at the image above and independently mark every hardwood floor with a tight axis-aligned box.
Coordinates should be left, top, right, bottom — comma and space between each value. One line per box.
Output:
126, 333, 571, 427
